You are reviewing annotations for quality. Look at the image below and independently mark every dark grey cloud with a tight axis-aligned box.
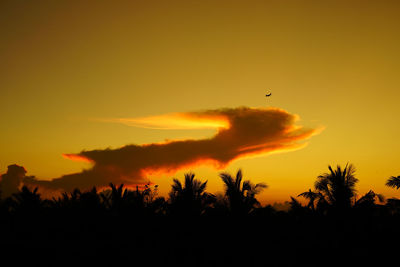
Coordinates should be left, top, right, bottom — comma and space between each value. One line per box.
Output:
24, 107, 320, 192
0, 164, 27, 198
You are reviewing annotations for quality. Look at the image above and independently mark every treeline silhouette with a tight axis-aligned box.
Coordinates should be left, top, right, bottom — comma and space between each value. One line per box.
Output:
1, 164, 400, 266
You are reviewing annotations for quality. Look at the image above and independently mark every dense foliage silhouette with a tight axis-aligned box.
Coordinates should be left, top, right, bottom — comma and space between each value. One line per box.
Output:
219, 169, 267, 215
168, 173, 215, 216
314, 163, 358, 214
0, 165, 399, 265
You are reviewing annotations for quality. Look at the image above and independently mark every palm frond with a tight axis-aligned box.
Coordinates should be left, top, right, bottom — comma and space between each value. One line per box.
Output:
386, 176, 400, 189
219, 173, 234, 188
171, 178, 183, 192
376, 193, 386, 203
235, 169, 243, 190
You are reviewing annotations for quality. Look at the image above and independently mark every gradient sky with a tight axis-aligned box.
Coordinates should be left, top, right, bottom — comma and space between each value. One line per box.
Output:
1, 0, 400, 204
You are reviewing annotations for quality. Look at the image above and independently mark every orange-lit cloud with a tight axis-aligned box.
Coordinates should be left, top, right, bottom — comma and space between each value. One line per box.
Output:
114, 112, 230, 130
24, 107, 322, 192
62, 153, 94, 163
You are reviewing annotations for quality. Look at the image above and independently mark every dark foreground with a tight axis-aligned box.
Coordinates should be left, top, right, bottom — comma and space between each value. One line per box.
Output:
1, 211, 399, 266
0, 165, 398, 266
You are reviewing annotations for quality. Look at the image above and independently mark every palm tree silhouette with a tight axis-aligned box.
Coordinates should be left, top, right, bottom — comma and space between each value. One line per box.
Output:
103, 183, 133, 214
386, 176, 400, 189
288, 196, 308, 216
219, 169, 267, 215
99, 183, 165, 216
11, 186, 44, 214
355, 190, 385, 207
384, 176, 400, 217
353, 190, 386, 216
51, 187, 106, 219
168, 172, 214, 216
297, 189, 322, 211
314, 163, 358, 214
78, 187, 104, 213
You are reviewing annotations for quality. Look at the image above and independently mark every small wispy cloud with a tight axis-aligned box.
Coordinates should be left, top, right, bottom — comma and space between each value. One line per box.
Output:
112, 112, 230, 130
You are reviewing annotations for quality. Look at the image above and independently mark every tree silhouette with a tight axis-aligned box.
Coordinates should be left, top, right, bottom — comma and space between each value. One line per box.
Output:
168, 172, 214, 216
141, 184, 166, 215
131, 184, 164, 215
0, 165, 400, 264
50, 187, 107, 222
383, 175, 400, 218
219, 169, 267, 215
11, 186, 44, 215
288, 196, 311, 217
77, 187, 104, 214
297, 189, 322, 211
53, 188, 82, 208
386, 176, 400, 189
314, 163, 358, 214
385, 198, 400, 215
102, 183, 130, 214
355, 190, 385, 205
97, 183, 165, 217
354, 190, 385, 214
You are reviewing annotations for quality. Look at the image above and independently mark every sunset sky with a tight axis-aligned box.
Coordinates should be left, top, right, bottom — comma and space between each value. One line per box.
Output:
1, 0, 400, 204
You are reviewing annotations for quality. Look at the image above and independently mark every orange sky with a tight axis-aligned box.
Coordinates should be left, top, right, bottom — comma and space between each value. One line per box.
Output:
1, 0, 400, 204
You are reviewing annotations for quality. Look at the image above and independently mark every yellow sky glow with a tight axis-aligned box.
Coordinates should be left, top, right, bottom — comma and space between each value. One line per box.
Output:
1, 0, 400, 204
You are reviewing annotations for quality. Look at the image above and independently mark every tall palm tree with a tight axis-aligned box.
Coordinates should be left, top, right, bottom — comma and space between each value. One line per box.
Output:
219, 169, 267, 215
386, 176, 400, 189
314, 163, 358, 213
169, 172, 214, 216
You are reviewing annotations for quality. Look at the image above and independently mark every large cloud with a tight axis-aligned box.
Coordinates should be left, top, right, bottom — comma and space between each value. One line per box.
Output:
0, 164, 27, 198
24, 107, 321, 192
